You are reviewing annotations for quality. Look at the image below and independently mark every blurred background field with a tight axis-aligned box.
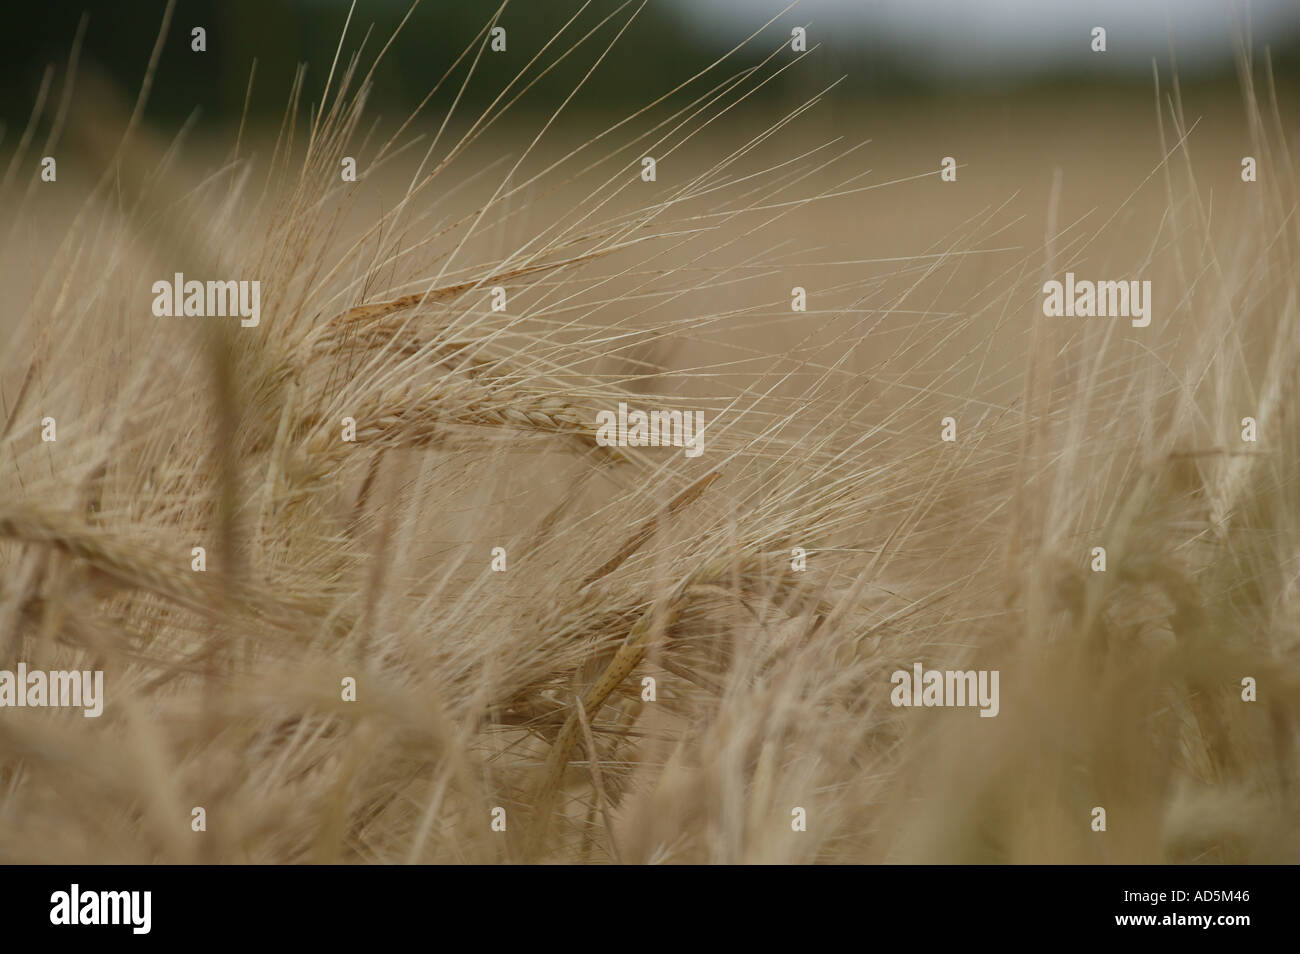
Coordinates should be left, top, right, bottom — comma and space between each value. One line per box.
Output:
3, 6, 1285, 427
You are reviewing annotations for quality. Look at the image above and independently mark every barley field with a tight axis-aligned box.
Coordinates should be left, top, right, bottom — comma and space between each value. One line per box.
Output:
1, 1, 1298, 864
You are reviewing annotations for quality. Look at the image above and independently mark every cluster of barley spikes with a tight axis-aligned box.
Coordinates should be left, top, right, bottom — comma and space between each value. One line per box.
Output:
1, 1, 1298, 863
